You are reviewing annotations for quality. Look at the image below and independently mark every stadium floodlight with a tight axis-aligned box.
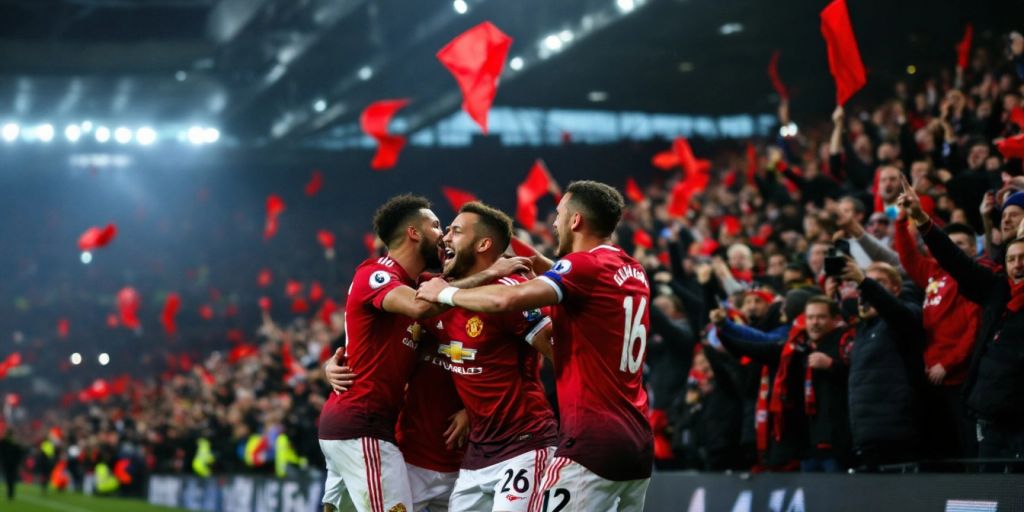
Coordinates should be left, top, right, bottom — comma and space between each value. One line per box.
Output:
509, 57, 524, 71
114, 127, 133, 144
358, 66, 373, 81
81, 120, 93, 133
453, 0, 468, 14
95, 126, 111, 143
204, 128, 220, 143
98, 353, 110, 366
65, 125, 82, 142
71, 353, 82, 365
588, 91, 608, 102
187, 126, 206, 145
543, 35, 563, 52
136, 127, 157, 146
719, 22, 743, 35
313, 99, 327, 112
616, 0, 635, 13
1, 123, 19, 142
558, 30, 574, 43
37, 124, 55, 143
80, 251, 92, 264
175, 70, 188, 82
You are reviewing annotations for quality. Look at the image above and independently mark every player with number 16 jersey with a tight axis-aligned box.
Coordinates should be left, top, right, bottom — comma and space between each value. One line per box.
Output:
536, 244, 653, 482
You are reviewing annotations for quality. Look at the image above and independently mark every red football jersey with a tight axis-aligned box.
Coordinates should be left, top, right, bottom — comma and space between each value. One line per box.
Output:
427, 274, 557, 470
318, 256, 420, 443
396, 331, 465, 473
537, 244, 654, 481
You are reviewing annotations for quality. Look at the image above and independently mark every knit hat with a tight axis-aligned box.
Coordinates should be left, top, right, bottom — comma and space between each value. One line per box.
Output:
1003, 191, 1024, 212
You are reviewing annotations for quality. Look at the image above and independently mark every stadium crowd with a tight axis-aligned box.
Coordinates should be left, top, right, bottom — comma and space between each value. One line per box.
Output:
9, 27, 1024, 500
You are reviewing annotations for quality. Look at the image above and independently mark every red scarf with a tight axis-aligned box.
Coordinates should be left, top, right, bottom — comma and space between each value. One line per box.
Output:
754, 315, 808, 457
1008, 279, 1024, 314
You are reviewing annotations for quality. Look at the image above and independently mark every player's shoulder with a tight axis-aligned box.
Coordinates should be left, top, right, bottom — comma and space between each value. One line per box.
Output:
493, 273, 529, 287
353, 256, 404, 291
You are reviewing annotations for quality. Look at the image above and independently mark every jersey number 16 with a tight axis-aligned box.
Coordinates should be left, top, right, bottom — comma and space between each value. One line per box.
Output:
620, 296, 647, 374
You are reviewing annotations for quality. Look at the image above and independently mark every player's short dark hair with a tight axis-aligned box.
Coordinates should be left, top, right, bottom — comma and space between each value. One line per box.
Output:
373, 194, 431, 248
459, 201, 513, 251
944, 223, 976, 240
566, 180, 624, 238
805, 295, 841, 316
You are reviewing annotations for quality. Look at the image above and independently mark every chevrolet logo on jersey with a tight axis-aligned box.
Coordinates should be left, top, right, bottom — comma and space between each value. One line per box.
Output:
439, 341, 477, 363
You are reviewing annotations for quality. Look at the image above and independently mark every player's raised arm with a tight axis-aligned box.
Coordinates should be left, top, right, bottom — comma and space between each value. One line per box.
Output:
381, 285, 449, 320
417, 276, 559, 313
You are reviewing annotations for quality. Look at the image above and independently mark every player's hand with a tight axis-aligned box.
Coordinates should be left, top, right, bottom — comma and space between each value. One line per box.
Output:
323, 348, 356, 395
487, 256, 532, 279
927, 363, 947, 385
415, 277, 450, 303
807, 352, 833, 370
444, 409, 470, 450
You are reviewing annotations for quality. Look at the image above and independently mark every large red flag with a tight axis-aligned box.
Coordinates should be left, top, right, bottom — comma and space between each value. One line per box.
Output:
305, 170, 323, 196
360, 99, 410, 170
516, 160, 557, 230
442, 186, 478, 212
820, 0, 866, 105
437, 22, 513, 134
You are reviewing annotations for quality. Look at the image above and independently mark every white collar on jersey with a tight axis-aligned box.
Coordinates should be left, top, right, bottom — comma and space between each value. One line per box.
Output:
588, 244, 621, 253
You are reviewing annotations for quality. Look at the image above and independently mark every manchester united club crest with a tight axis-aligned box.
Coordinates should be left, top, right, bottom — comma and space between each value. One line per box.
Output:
466, 316, 484, 338
388, 505, 407, 512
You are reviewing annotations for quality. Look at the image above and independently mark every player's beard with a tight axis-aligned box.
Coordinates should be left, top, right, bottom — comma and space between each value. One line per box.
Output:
443, 243, 476, 279
419, 234, 443, 271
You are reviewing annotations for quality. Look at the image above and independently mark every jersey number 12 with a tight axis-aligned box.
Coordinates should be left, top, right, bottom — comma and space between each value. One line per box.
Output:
620, 296, 647, 374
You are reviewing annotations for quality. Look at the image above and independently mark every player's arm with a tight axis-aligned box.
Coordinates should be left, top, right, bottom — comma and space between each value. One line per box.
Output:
446, 256, 532, 289
381, 285, 450, 320
417, 277, 559, 313
526, 320, 554, 362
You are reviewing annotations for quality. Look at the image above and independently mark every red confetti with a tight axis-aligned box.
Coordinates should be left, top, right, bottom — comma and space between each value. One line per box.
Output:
309, 281, 324, 303
291, 298, 310, 314
160, 293, 181, 335
264, 195, 286, 240
78, 224, 118, 251
199, 305, 214, 321
625, 178, 645, 203
258, 297, 271, 311
116, 287, 140, 329
258, 268, 272, 288
305, 170, 324, 196
317, 230, 335, 250
57, 318, 69, 338
285, 280, 303, 298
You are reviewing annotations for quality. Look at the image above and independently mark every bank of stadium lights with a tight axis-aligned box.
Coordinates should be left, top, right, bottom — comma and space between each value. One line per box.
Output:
313, 98, 328, 113
80, 251, 92, 264
453, 0, 468, 14
616, 0, 636, 13
509, 56, 524, 71
70, 353, 82, 366
136, 127, 157, 146
36, 124, 55, 143
98, 353, 110, 366
358, 66, 374, 81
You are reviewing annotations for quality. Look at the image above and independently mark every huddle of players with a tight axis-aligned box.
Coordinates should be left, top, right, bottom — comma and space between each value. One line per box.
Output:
317, 180, 654, 512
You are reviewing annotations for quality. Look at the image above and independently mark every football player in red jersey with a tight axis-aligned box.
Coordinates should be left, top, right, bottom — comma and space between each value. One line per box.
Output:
425, 202, 558, 512
320, 195, 530, 512
417, 182, 653, 512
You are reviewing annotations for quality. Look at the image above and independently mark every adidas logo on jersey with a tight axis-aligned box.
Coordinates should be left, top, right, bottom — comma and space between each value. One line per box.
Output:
436, 320, 444, 330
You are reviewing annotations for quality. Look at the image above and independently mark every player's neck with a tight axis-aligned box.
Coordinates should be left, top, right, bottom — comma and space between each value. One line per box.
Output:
385, 244, 425, 278
572, 233, 613, 254
465, 255, 498, 279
